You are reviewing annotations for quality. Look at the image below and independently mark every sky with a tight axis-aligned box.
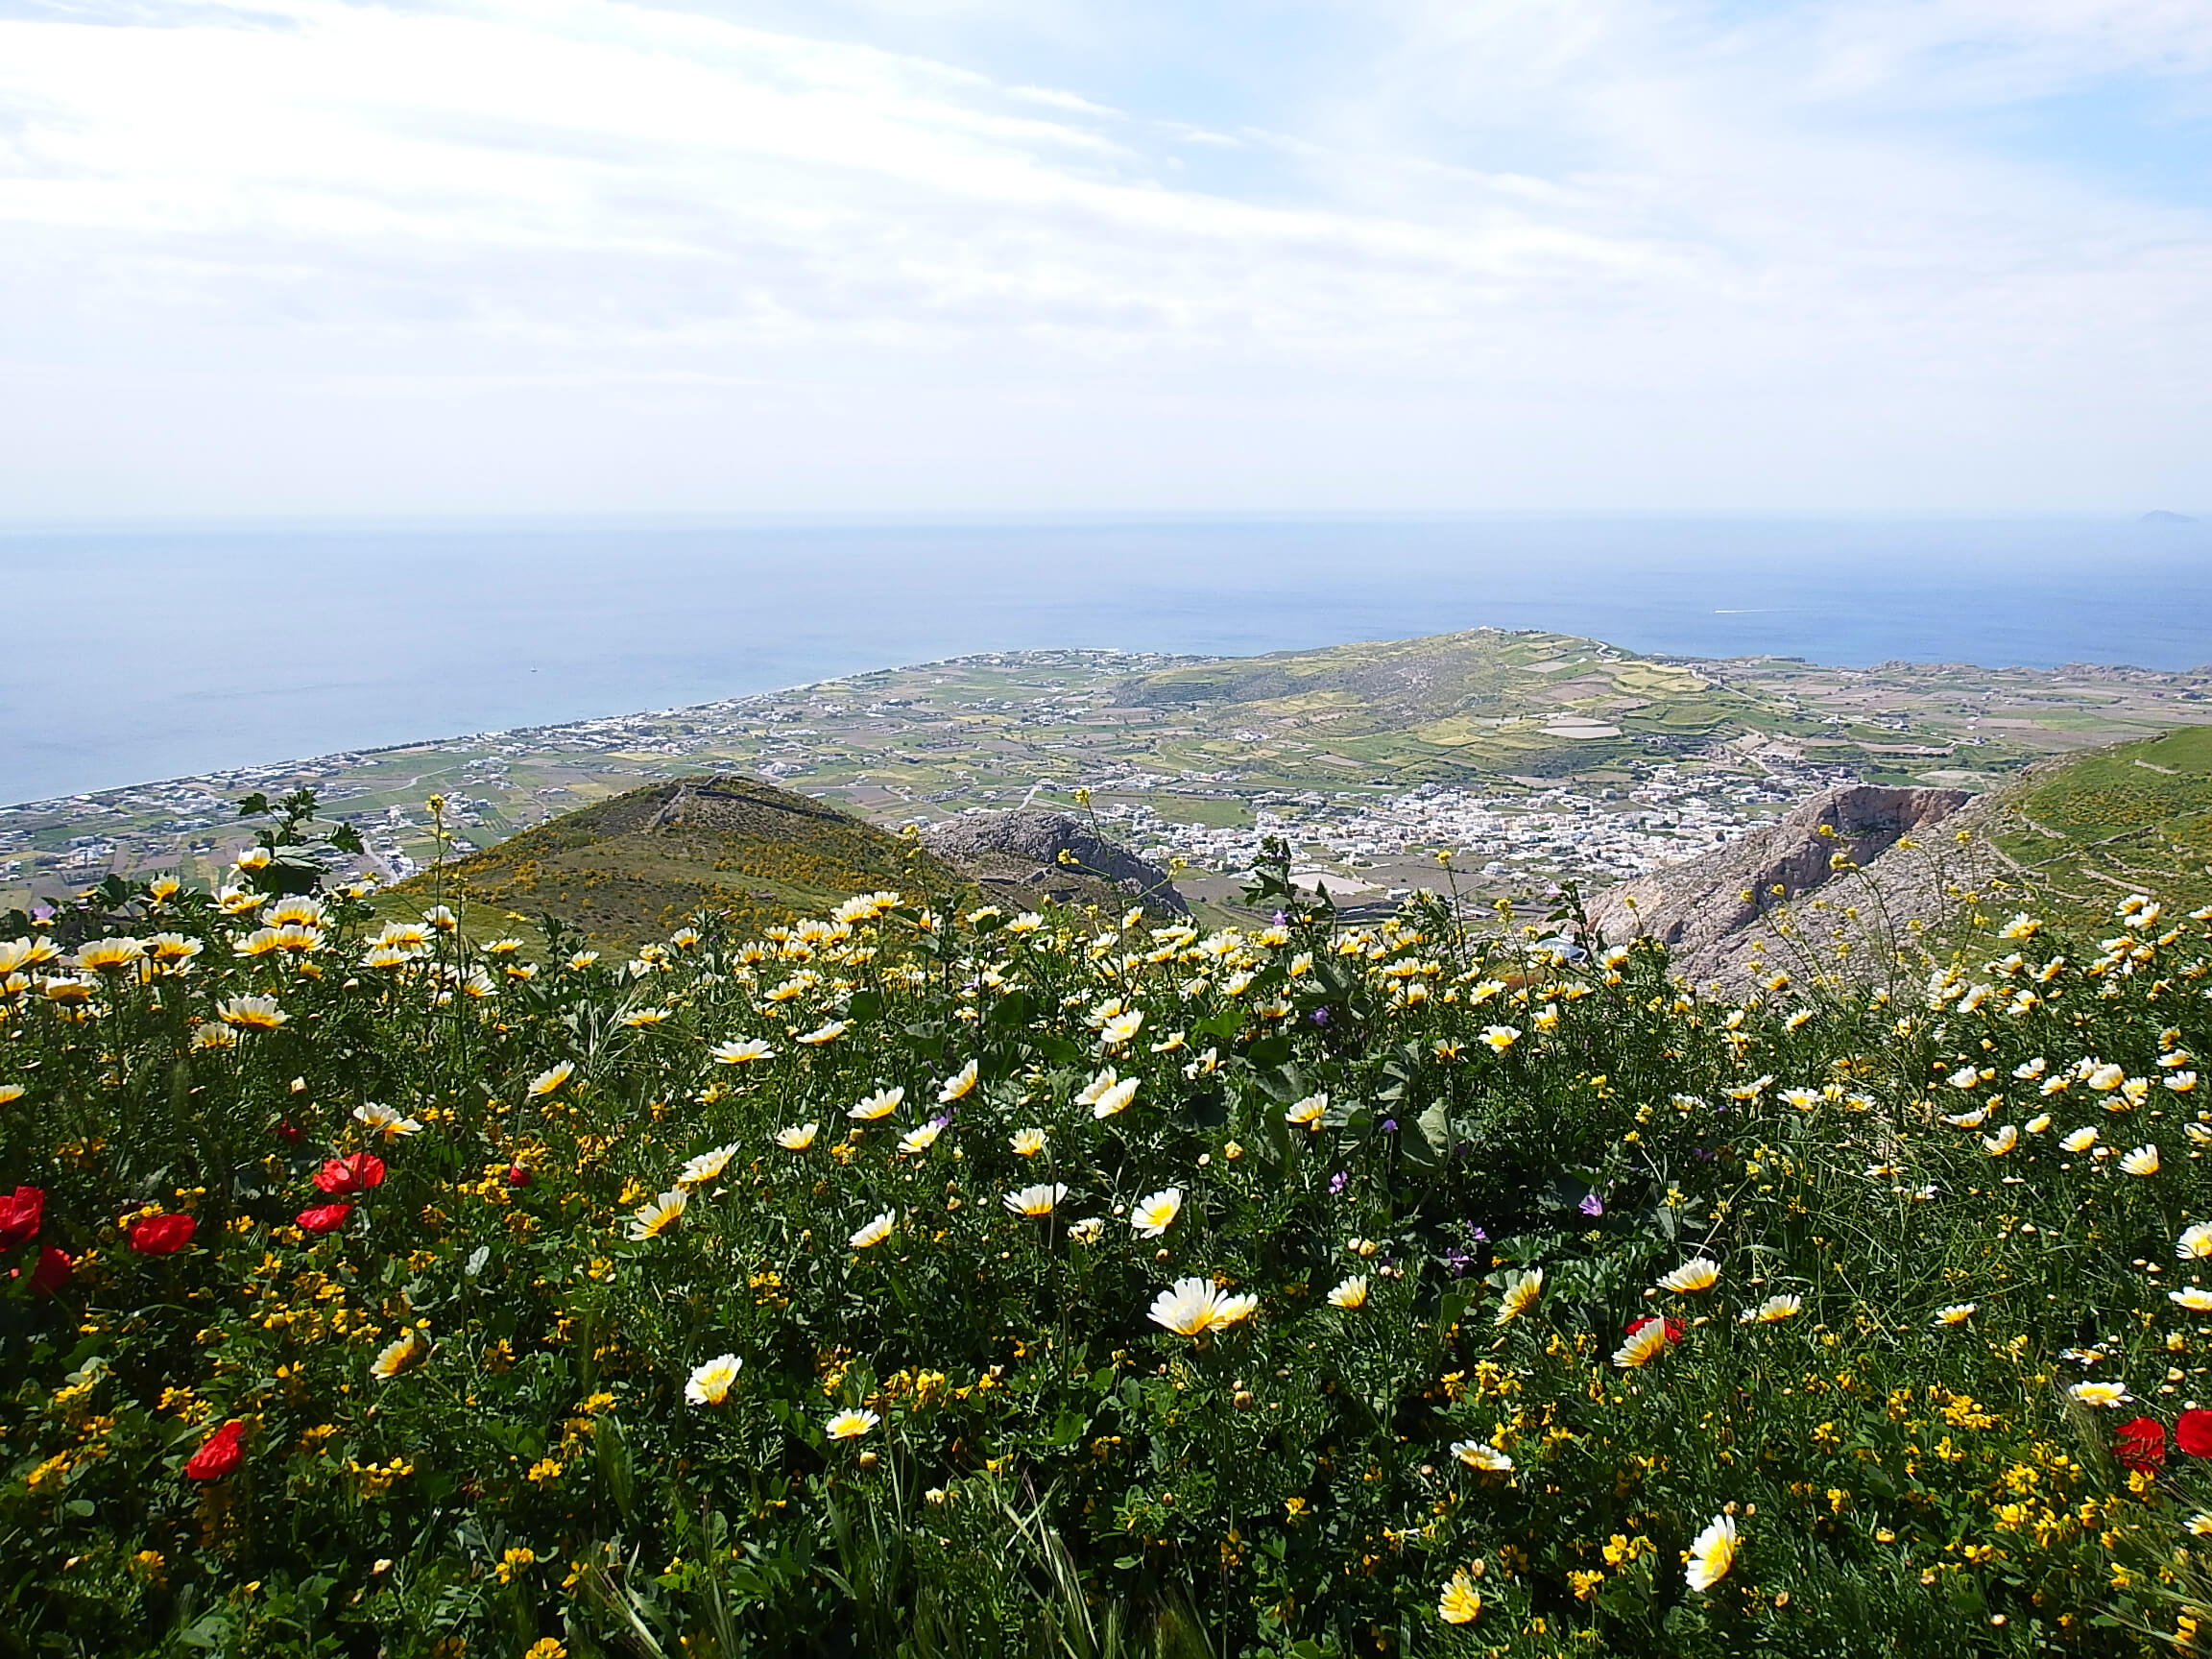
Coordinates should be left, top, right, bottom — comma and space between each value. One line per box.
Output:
1, 0, 2208, 517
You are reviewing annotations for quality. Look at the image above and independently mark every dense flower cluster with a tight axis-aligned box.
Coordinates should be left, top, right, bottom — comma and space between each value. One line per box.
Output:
3, 837, 2212, 1655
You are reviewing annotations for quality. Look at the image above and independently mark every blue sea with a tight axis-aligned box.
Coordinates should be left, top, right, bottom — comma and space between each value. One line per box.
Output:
5, 514, 2207, 805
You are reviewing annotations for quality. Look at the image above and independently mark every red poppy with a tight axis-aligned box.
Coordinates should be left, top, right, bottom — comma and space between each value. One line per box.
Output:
505, 1165, 531, 1189
183, 1420, 246, 1480
0, 1185, 44, 1248
2177, 1408, 2212, 1458
2115, 1416, 2167, 1473
29, 1245, 71, 1296
296, 1202, 352, 1234
313, 1153, 386, 1195
275, 1119, 301, 1143
1625, 1314, 1686, 1344
127, 1213, 197, 1255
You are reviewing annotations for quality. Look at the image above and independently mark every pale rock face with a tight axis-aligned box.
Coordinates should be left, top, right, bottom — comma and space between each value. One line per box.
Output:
920, 810, 1189, 916
1582, 784, 1989, 987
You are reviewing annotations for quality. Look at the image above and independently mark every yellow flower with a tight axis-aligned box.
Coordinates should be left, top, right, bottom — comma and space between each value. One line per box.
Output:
1100, 1010, 1144, 1048
1495, 1268, 1543, 1326
353, 1103, 421, 1141
1091, 1076, 1141, 1119
685, 1354, 743, 1406
897, 1120, 944, 1156
1285, 1093, 1328, 1129
1327, 1275, 1370, 1310
1684, 1514, 1738, 1592
529, 1062, 575, 1097
1010, 1128, 1047, 1157
850, 1086, 904, 1120
851, 1211, 896, 1249
216, 996, 286, 1031
371, 1328, 426, 1382
1740, 1294, 1802, 1324
1981, 1125, 2018, 1156
1478, 1025, 1520, 1052
2168, 1286, 2212, 1312
938, 1061, 978, 1103
1657, 1257, 1720, 1294
826, 1408, 879, 1440
1130, 1188, 1183, 1238
1933, 1303, 1976, 1325
2121, 1144, 2160, 1177
626, 1189, 687, 1241
712, 1038, 776, 1064
2060, 1126, 2099, 1152
1437, 1570, 1482, 1624
1002, 1183, 1067, 1217
1613, 1321, 1672, 1368
2178, 1222, 2212, 1260
2069, 1381, 2129, 1407
1450, 1440, 1512, 1473
797, 1021, 848, 1046
75, 938, 145, 973
775, 1122, 820, 1152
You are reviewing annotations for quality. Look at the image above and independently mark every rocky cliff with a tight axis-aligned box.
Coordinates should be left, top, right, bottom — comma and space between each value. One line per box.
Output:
920, 810, 1189, 917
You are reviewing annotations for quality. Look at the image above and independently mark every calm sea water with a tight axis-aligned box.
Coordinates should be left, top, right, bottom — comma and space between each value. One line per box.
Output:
5, 515, 2207, 805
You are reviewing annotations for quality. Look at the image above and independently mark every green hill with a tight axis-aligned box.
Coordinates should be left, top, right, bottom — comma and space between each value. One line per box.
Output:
397, 775, 973, 949
1977, 724, 2212, 918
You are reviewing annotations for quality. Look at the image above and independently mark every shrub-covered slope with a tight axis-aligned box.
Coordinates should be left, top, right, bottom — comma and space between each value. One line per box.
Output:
5, 824, 2212, 1656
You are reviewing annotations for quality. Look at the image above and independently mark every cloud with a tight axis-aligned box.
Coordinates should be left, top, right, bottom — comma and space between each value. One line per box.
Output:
0, 0, 2206, 514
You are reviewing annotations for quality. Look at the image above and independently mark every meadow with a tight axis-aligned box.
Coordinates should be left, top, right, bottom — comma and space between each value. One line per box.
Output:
4, 793, 2211, 1657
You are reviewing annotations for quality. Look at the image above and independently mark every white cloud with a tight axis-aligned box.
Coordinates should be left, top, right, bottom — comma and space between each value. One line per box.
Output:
0, 0, 2206, 514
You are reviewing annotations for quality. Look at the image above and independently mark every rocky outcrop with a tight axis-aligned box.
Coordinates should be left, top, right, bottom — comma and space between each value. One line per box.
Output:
920, 810, 1189, 917
1583, 784, 1990, 986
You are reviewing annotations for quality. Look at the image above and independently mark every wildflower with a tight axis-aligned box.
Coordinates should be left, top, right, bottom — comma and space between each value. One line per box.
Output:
712, 1037, 776, 1065
127, 1213, 196, 1256
626, 1189, 687, 1241
685, 1354, 743, 1406
29, 1245, 71, 1295
1478, 1025, 1520, 1052
372, 1328, 427, 1381
1998, 914, 2042, 940
1613, 1316, 1678, 1368
297, 1203, 352, 1234
621, 1007, 671, 1028
216, 996, 286, 1031
1657, 1257, 1720, 1294
1741, 1294, 1802, 1324
2175, 1286, 2212, 1312
1100, 1010, 1144, 1048
1148, 1276, 1259, 1337
2122, 1145, 2160, 1176
775, 1122, 820, 1152
1933, 1303, 1976, 1326
1684, 1514, 1738, 1592
797, 1021, 848, 1046
1003, 1184, 1067, 1218
2088, 1064, 2127, 1092
2169, 1071, 2200, 1094
678, 1144, 738, 1187
1981, 1125, 2018, 1156
1285, 1093, 1328, 1129
2178, 1409, 2212, 1457
1450, 1441, 1512, 1473
2061, 1126, 2099, 1153
0, 1185, 44, 1248
1495, 1269, 1543, 1325
851, 1211, 895, 1249
354, 1102, 421, 1141
528, 1062, 575, 1097
2178, 1223, 2212, 1260
897, 1119, 945, 1156
183, 1420, 247, 1480
1328, 1275, 1370, 1310
1067, 1217, 1105, 1244
506, 1165, 531, 1188
939, 1061, 978, 1103
826, 1408, 879, 1440
1437, 1570, 1482, 1624
315, 1154, 386, 1194
1011, 1128, 1046, 1157
2116, 1416, 2168, 1473
1129, 1188, 1184, 1238
2069, 1381, 2130, 1407
1348, 1237, 1381, 1257
76, 937, 145, 972
1091, 1076, 1141, 1119
850, 1087, 903, 1120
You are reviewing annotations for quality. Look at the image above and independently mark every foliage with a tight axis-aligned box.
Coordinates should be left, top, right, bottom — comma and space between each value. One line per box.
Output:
4, 807, 2212, 1656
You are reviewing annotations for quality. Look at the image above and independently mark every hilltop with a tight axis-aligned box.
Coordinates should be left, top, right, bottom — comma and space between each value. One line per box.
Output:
397, 775, 973, 950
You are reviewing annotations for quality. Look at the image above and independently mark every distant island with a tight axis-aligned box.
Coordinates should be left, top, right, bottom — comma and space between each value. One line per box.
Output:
2141, 509, 2198, 523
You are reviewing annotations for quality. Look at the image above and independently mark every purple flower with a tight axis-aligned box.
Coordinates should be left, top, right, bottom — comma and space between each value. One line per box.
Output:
1442, 1247, 1475, 1276
1464, 1225, 1488, 1243
1694, 1146, 1717, 1162
1577, 1193, 1604, 1218
1380, 1118, 1397, 1133
1310, 1006, 1331, 1026
1328, 1171, 1348, 1196
1271, 911, 1287, 927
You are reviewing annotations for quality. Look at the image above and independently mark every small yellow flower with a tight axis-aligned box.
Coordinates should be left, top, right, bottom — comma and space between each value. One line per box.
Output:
1495, 1268, 1543, 1325
1684, 1514, 1737, 1592
826, 1408, 879, 1440
529, 1062, 575, 1097
1327, 1275, 1370, 1310
849, 1087, 903, 1120
851, 1211, 895, 1249
775, 1122, 820, 1152
1657, 1257, 1720, 1294
1437, 1570, 1482, 1624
